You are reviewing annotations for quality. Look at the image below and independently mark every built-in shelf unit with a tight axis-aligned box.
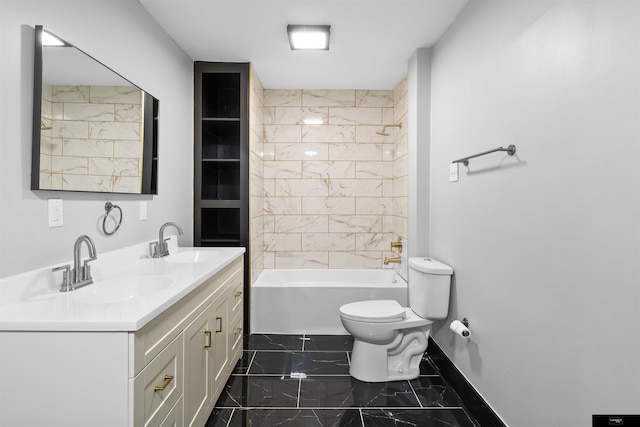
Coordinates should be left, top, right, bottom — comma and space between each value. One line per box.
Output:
194, 62, 248, 247
194, 62, 250, 327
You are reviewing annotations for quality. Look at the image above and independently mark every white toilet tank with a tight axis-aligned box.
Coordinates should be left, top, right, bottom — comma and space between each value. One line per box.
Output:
408, 257, 453, 320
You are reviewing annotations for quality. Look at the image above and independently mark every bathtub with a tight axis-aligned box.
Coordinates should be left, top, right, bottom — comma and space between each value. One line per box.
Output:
250, 269, 408, 335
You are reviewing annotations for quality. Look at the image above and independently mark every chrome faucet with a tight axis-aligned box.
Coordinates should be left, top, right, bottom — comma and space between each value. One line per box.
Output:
151, 222, 183, 258
52, 235, 98, 292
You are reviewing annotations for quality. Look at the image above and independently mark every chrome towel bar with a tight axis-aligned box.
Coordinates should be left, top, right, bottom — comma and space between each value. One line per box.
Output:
452, 145, 516, 166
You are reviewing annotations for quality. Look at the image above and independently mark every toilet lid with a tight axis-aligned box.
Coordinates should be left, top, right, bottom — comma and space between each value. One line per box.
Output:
340, 300, 406, 323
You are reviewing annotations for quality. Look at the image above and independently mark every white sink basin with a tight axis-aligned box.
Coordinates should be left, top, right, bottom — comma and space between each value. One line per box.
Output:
72, 275, 173, 304
164, 251, 219, 264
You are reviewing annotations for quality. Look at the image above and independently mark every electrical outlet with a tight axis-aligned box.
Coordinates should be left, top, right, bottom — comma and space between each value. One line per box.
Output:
48, 199, 63, 227
449, 163, 459, 182
140, 201, 148, 221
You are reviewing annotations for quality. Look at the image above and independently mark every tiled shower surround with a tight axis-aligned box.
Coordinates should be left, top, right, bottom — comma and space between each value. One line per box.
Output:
252, 84, 408, 270
249, 67, 266, 284
39, 84, 144, 193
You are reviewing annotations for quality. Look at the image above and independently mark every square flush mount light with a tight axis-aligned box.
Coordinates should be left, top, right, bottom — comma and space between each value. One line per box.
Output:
287, 25, 331, 50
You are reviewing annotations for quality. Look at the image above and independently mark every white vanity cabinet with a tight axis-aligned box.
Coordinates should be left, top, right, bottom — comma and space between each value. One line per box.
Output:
0, 251, 244, 427
133, 257, 243, 427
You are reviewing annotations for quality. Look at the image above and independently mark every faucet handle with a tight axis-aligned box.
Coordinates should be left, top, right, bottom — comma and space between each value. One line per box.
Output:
161, 237, 171, 253
82, 256, 97, 281
390, 237, 403, 251
52, 264, 71, 292
149, 241, 158, 258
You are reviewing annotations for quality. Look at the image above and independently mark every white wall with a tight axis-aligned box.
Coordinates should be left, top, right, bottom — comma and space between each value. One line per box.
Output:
0, 0, 193, 277
407, 48, 431, 258
428, 1, 640, 426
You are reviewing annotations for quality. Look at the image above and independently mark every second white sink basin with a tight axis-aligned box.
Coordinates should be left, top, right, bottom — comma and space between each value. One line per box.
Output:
164, 251, 219, 264
72, 275, 173, 304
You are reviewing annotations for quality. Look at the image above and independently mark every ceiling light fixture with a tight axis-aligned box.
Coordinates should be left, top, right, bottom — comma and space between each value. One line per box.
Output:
287, 25, 331, 51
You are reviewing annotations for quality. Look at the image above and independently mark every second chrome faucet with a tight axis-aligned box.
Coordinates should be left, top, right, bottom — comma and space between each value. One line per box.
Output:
151, 222, 183, 258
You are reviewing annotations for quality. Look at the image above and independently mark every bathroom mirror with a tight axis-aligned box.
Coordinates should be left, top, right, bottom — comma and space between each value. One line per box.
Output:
31, 25, 158, 194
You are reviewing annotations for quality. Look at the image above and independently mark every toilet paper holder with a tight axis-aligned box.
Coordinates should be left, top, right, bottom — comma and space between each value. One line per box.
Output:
450, 318, 471, 338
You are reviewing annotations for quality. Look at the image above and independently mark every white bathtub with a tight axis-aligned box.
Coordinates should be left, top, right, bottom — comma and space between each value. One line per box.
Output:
250, 269, 408, 334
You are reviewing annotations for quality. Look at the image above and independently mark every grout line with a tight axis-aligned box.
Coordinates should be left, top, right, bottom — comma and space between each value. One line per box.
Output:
407, 380, 423, 408
358, 408, 365, 426
231, 373, 352, 377
301, 333, 306, 351
225, 408, 235, 427
245, 350, 256, 373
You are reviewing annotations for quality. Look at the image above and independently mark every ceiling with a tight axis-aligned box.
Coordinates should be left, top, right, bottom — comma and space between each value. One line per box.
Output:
138, 0, 469, 90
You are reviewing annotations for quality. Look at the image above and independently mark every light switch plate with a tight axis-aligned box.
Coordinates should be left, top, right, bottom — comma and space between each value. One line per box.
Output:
449, 163, 459, 182
48, 199, 63, 227
140, 201, 148, 221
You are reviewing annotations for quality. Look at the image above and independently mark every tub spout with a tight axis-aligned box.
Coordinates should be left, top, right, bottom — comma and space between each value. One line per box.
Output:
384, 257, 401, 265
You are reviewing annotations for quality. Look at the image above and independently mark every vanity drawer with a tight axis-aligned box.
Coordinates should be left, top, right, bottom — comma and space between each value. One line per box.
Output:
132, 334, 183, 427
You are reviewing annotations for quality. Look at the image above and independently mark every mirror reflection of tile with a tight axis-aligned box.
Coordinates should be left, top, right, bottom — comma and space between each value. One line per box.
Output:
39, 84, 144, 193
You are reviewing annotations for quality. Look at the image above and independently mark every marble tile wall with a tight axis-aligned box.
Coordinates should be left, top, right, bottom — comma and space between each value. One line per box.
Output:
393, 77, 408, 243
260, 87, 408, 269
38, 84, 144, 193
249, 67, 265, 283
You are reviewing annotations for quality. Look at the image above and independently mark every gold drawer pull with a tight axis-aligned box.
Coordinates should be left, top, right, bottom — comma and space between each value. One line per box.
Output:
204, 330, 211, 348
154, 375, 174, 392
234, 327, 242, 335
216, 317, 222, 333
234, 291, 242, 297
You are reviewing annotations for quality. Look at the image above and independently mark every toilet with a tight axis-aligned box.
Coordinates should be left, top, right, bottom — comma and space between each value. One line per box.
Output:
339, 257, 453, 382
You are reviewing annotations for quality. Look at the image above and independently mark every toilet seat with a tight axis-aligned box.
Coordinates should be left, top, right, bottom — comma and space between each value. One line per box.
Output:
339, 300, 406, 323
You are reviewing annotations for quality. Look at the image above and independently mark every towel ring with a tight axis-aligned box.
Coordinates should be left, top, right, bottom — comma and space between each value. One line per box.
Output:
102, 202, 123, 236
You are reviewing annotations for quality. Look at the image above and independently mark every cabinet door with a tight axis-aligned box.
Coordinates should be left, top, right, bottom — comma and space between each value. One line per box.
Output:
229, 313, 243, 367
132, 334, 183, 427
158, 397, 183, 427
183, 304, 214, 427
211, 292, 230, 399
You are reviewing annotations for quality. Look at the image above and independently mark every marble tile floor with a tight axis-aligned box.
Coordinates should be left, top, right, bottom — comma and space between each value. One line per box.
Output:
206, 334, 479, 426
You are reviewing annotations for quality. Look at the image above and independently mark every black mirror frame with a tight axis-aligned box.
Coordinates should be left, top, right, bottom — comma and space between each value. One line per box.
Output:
31, 25, 159, 195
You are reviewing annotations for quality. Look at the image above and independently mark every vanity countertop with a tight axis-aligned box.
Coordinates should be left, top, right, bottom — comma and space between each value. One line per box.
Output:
0, 243, 244, 332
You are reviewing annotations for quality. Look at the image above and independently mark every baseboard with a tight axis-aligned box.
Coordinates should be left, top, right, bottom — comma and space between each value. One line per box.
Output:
427, 337, 506, 427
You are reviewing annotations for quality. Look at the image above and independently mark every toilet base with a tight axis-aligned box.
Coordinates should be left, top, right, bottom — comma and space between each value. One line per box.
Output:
349, 326, 430, 382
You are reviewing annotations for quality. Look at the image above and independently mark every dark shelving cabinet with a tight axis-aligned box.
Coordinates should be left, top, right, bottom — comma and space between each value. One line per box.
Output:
194, 62, 250, 327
